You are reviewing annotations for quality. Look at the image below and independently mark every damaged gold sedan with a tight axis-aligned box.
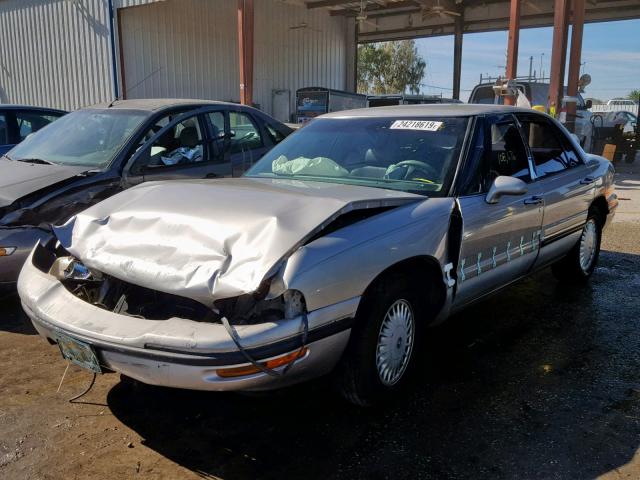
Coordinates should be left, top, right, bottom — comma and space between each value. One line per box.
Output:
18, 105, 617, 405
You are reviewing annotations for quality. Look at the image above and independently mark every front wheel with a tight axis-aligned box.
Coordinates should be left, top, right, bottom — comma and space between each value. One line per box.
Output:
552, 212, 602, 282
335, 277, 423, 406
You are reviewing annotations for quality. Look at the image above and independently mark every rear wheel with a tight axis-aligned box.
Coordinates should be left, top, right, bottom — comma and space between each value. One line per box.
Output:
552, 210, 603, 282
336, 276, 424, 406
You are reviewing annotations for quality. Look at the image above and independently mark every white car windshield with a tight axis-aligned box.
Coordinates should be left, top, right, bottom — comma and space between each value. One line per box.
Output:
7, 109, 149, 168
245, 116, 469, 195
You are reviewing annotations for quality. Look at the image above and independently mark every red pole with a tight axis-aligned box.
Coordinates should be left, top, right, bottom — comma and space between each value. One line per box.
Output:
504, 0, 521, 106
548, 0, 570, 117
237, 0, 253, 105
566, 0, 585, 133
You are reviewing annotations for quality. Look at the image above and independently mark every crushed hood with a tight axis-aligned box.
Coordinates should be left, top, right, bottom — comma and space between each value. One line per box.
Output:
0, 157, 88, 208
54, 177, 421, 305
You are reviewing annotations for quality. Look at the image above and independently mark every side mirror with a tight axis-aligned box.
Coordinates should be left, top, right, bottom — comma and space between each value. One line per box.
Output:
585, 99, 593, 109
485, 176, 528, 204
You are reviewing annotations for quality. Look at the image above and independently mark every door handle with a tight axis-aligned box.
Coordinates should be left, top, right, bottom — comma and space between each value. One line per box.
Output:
524, 195, 543, 206
580, 176, 595, 185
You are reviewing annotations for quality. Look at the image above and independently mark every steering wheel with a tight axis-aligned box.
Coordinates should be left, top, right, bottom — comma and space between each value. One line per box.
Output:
385, 160, 438, 183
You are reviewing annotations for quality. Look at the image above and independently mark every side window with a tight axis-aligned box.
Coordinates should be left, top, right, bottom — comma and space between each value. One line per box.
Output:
229, 112, 263, 154
205, 111, 226, 163
519, 119, 580, 177
136, 115, 204, 170
265, 123, 287, 144
207, 112, 225, 138
15, 111, 61, 141
486, 121, 531, 189
0, 114, 7, 144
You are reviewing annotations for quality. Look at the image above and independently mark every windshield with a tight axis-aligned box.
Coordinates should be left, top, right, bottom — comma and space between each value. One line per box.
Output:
245, 117, 469, 195
7, 109, 149, 168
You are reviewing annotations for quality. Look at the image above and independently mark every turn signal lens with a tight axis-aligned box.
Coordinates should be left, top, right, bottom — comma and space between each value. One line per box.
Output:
0, 247, 16, 257
216, 348, 309, 378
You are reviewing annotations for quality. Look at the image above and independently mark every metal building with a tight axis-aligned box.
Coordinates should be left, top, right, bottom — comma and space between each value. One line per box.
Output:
0, 0, 356, 122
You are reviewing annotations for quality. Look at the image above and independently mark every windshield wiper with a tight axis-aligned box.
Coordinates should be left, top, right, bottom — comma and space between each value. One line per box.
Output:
15, 158, 57, 165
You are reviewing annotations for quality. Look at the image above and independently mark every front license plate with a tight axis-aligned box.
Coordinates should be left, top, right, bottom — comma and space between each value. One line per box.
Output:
55, 333, 102, 373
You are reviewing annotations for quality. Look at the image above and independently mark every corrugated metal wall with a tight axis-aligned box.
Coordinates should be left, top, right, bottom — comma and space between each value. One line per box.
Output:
116, 0, 163, 7
119, 0, 349, 118
119, 0, 240, 103
0, 0, 114, 110
0, 0, 350, 117
254, 0, 348, 118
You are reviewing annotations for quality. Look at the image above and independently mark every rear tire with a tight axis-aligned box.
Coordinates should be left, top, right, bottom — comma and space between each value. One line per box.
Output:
551, 210, 603, 282
335, 275, 424, 406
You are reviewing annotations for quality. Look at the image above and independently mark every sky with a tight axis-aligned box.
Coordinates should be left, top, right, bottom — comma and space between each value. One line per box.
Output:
414, 18, 640, 102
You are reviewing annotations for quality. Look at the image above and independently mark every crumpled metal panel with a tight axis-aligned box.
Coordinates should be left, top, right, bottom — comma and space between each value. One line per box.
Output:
53, 177, 420, 306
0, 157, 88, 209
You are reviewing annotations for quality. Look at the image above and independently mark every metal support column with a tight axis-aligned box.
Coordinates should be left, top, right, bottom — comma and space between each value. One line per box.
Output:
452, 13, 463, 101
237, 0, 254, 106
566, 0, 586, 133
548, 0, 570, 117
504, 0, 520, 106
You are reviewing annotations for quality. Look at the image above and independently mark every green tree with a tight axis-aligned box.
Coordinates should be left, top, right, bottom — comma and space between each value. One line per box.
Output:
627, 89, 640, 101
357, 40, 426, 95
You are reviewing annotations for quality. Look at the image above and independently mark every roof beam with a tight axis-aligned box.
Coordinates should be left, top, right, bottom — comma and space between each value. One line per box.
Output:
356, 0, 640, 42
306, 0, 357, 8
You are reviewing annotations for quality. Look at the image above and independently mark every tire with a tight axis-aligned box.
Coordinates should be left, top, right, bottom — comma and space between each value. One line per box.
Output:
551, 210, 603, 283
335, 275, 424, 406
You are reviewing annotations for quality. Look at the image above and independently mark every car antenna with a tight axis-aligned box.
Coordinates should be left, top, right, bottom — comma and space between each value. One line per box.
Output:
108, 66, 163, 108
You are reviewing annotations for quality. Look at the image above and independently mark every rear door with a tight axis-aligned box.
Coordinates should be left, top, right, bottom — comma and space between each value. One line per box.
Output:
515, 113, 595, 266
454, 114, 544, 307
227, 110, 272, 176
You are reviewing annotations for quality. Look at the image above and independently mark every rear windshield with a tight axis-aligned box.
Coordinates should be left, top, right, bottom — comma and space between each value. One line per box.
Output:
470, 85, 528, 105
245, 116, 470, 195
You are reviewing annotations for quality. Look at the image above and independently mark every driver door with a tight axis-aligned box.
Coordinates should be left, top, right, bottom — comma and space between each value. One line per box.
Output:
453, 114, 544, 308
125, 109, 231, 183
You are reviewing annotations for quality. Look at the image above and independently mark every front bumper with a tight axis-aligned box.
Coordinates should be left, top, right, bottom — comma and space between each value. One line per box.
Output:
18, 248, 357, 391
0, 227, 52, 288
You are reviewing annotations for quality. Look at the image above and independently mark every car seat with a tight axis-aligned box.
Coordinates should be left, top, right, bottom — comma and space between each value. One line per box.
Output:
179, 126, 199, 149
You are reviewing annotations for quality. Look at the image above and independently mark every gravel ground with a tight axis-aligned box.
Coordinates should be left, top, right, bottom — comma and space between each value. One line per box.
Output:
1, 165, 639, 480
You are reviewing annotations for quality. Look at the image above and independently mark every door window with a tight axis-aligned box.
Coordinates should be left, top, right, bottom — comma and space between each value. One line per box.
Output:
0, 114, 7, 144
206, 111, 227, 161
229, 112, 263, 153
486, 121, 531, 188
265, 123, 287, 144
15, 111, 62, 141
136, 115, 204, 171
519, 119, 580, 177
207, 112, 225, 138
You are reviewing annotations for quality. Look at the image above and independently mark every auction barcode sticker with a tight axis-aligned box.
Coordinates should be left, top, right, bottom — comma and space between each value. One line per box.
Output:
389, 120, 444, 131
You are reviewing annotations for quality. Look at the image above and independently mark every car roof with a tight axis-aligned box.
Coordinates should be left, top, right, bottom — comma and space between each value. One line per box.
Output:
88, 98, 240, 112
320, 103, 542, 118
0, 104, 67, 113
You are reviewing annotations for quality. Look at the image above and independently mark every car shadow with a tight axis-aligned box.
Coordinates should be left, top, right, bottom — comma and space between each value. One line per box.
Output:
107, 251, 640, 479
0, 293, 37, 335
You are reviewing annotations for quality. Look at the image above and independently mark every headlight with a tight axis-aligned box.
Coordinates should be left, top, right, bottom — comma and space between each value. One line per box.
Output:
0, 247, 16, 257
283, 290, 305, 320
49, 257, 100, 282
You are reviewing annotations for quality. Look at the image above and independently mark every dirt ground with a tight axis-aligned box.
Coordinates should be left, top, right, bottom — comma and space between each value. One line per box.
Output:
1, 164, 640, 480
